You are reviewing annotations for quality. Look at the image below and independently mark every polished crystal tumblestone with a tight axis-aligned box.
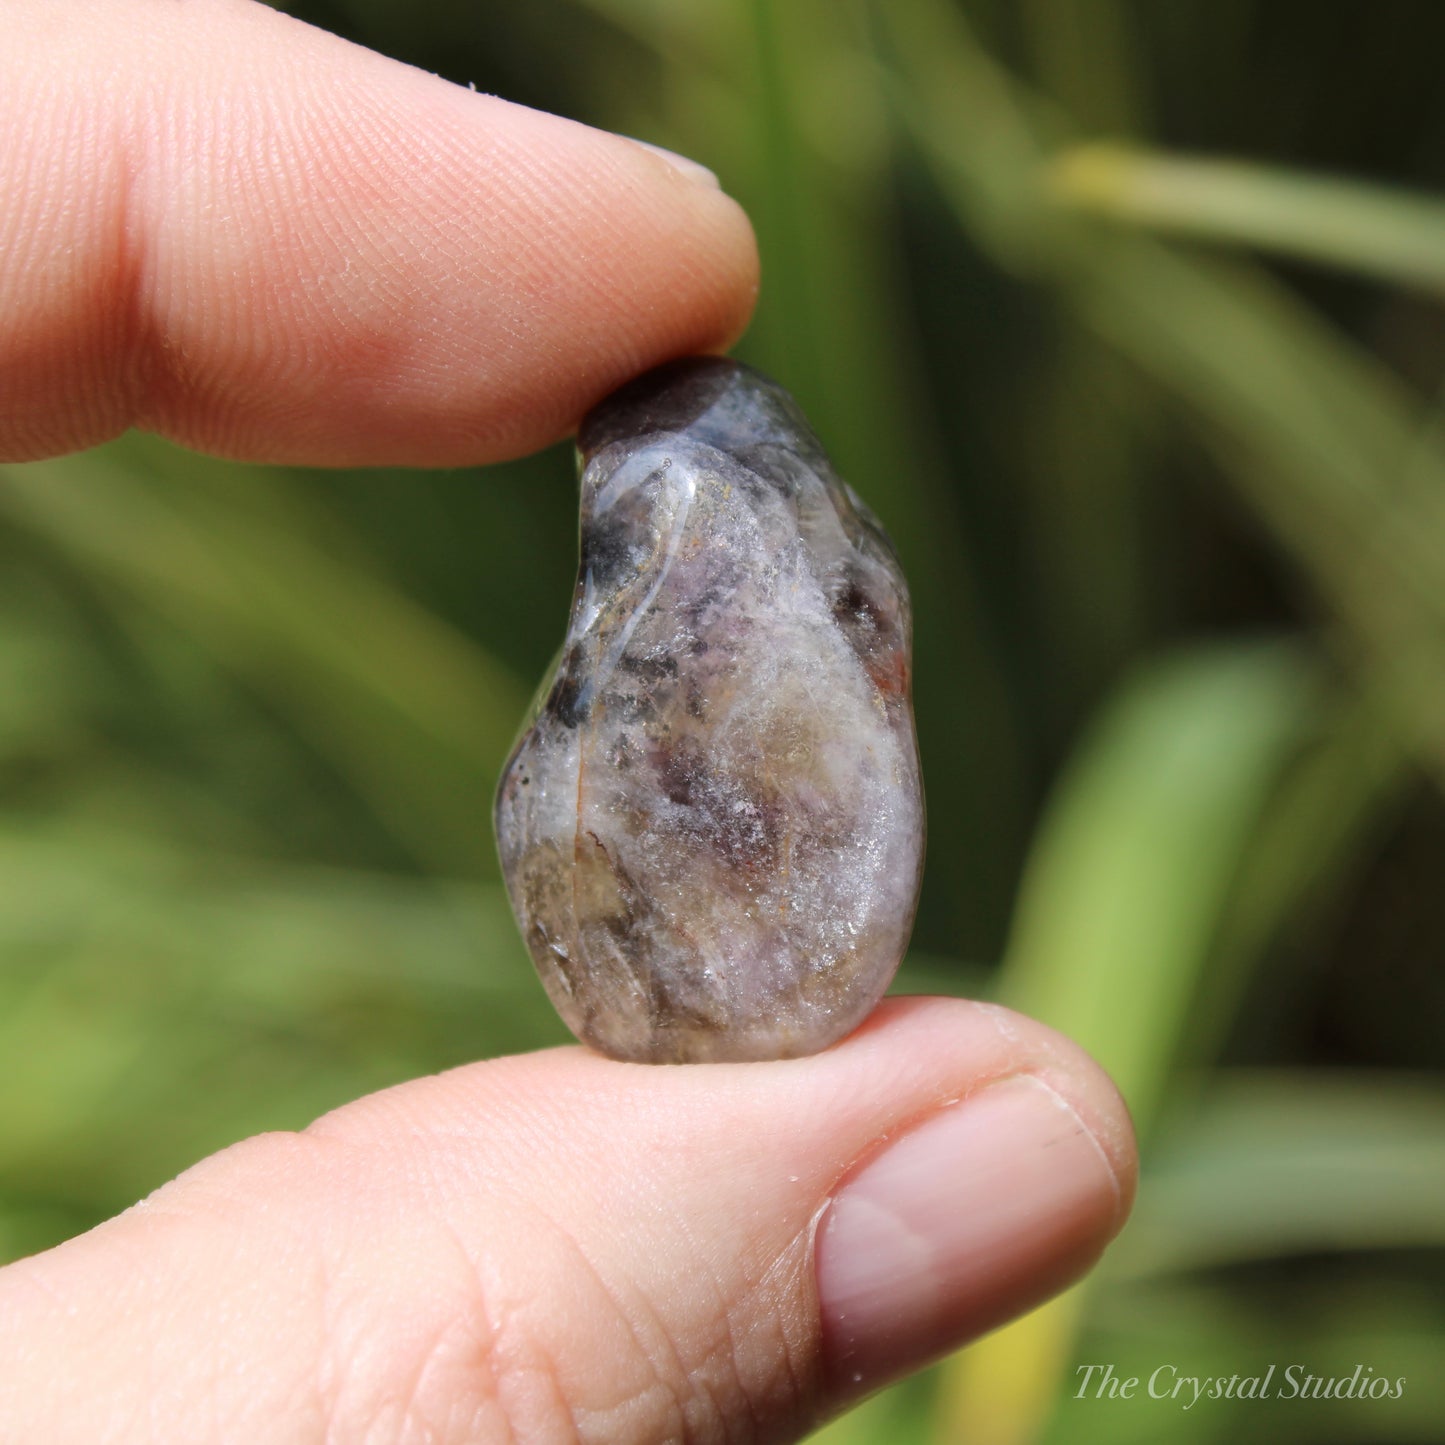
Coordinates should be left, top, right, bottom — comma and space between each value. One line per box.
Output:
495, 358, 924, 1063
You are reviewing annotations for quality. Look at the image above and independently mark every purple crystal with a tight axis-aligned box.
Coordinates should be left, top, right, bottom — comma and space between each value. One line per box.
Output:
495, 358, 924, 1062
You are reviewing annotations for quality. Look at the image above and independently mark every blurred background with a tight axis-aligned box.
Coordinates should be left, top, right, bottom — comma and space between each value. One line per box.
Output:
4, 1, 1444, 1440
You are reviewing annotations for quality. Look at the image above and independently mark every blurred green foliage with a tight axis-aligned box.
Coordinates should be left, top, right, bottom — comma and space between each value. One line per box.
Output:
4, 1, 1445, 1441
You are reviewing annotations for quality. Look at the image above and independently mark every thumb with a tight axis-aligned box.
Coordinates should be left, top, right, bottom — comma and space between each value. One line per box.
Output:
0, 998, 1135, 1443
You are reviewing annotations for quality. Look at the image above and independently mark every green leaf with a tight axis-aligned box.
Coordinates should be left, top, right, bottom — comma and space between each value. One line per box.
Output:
997, 642, 1318, 1124
1110, 1071, 1445, 1278
939, 643, 1320, 1445
0, 828, 558, 1254
1053, 145, 1445, 297
883, 0, 1445, 795
0, 439, 528, 873
1068, 239, 1445, 787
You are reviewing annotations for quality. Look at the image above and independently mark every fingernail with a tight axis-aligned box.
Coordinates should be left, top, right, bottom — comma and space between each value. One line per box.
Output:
623, 137, 721, 189
816, 1074, 1123, 1394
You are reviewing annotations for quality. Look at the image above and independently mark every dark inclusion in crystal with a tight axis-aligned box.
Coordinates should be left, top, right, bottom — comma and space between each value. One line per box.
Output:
495, 358, 924, 1063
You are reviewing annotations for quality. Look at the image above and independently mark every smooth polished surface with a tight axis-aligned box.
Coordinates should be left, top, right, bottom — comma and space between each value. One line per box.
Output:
496, 358, 923, 1062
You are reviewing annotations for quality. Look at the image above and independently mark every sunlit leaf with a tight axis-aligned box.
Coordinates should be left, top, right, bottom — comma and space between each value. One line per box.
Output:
1053, 145, 1445, 296
1111, 1071, 1445, 1277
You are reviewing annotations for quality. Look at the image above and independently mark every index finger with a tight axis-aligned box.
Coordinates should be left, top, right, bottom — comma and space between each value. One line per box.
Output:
0, 0, 759, 465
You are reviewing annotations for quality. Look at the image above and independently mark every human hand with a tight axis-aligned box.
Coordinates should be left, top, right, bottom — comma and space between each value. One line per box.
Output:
1, 0, 755, 465
1, 997, 1133, 1442
0, 4, 1136, 1441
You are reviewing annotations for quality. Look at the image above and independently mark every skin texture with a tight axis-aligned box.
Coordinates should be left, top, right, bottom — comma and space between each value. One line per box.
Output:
0, 999, 1134, 1443
0, 0, 757, 464
0, 3, 1139, 1441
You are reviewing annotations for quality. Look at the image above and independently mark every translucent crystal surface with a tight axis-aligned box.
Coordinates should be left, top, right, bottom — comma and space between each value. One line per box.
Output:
495, 358, 924, 1062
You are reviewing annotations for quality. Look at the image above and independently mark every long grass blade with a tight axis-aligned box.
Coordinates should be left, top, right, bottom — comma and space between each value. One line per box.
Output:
1053, 145, 1445, 297
0, 441, 528, 873
1110, 1071, 1445, 1278
937, 643, 1319, 1445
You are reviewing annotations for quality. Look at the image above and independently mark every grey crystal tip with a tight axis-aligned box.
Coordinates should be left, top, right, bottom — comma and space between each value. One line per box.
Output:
496, 356, 925, 1064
